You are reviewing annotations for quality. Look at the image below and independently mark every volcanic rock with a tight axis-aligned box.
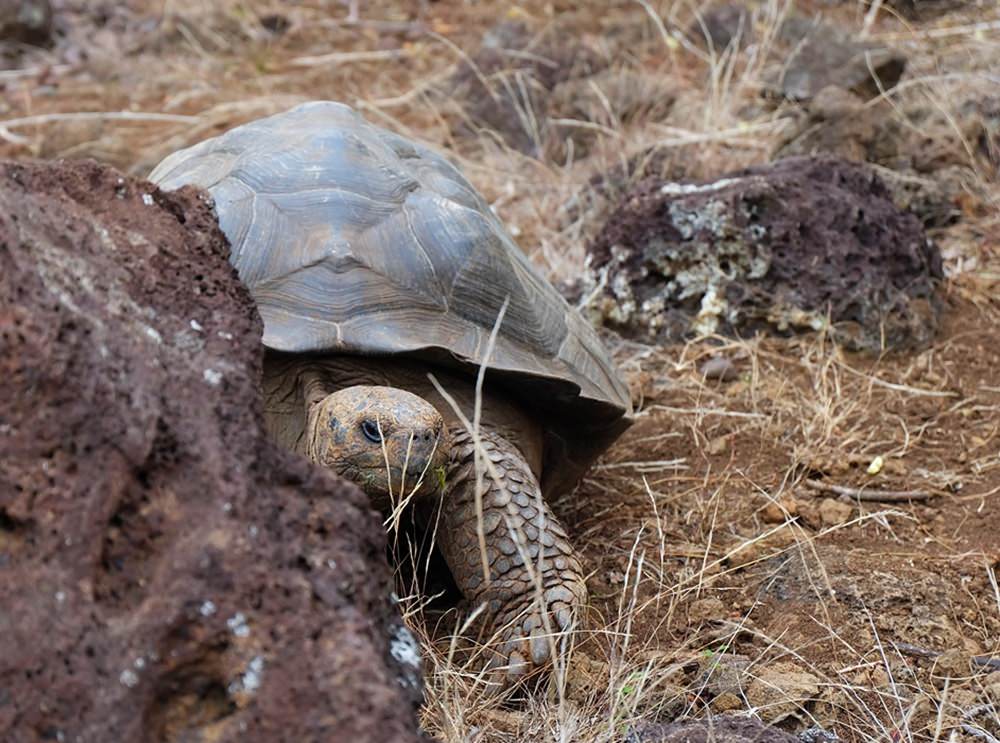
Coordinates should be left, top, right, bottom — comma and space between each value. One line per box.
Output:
582, 156, 943, 352
632, 714, 800, 742
0, 159, 422, 742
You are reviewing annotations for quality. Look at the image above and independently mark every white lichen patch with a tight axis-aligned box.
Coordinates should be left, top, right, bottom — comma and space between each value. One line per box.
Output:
667, 199, 731, 240
228, 655, 265, 696
390, 624, 421, 670
119, 669, 139, 688
766, 304, 830, 333
693, 285, 728, 336
144, 326, 162, 344
200, 600, 217, 617
227, 612, 250, 638
189, 319, 204, 332
141, 193, 155, 206
585, 193, 775, 341
203, 368, 223, 386
659, 177, 745, 197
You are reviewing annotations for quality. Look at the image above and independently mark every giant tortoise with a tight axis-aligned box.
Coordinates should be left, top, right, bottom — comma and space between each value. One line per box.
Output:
149, 101, 633, 683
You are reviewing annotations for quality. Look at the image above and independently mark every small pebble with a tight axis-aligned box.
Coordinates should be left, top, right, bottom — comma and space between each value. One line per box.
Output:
700, 356, 739, 382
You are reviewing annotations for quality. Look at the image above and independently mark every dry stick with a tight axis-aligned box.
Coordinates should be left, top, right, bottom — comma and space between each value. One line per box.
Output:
804, 479, 934, 502
894, 641, 1000, 671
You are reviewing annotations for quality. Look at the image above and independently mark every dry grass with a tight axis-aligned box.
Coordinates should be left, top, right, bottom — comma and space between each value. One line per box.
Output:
3, 0, 1000, 741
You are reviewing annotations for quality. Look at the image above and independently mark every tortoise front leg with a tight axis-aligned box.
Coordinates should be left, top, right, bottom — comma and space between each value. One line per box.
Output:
435, 428, 587, 683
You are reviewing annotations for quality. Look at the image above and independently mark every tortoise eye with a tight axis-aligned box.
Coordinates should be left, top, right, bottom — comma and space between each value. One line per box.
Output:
360, 419, 382, 444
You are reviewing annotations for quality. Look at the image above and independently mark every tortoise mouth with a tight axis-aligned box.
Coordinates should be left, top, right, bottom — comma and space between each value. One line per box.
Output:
348, 460, 442, 497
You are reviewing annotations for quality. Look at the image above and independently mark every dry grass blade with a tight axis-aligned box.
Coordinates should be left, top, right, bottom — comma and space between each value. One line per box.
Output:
0, 111, 199, 129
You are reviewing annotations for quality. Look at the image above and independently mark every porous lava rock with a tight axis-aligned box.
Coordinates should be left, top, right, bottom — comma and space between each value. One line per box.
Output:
632, 714, 800, 742
0, 159, 422, 743
582, 156, 943, 352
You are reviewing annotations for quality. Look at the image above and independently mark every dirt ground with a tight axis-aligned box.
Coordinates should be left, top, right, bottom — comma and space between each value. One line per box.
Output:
3, 1, 998, 741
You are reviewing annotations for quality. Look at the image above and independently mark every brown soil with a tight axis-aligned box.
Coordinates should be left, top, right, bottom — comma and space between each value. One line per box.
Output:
3, 1, 998, 741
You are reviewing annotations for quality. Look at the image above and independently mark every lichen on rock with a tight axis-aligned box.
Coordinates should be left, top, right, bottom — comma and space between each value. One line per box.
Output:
583, 156, 943, 352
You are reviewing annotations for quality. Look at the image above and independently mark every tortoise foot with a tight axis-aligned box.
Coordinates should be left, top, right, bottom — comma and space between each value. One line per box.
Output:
437, 428, 588, 686
486, 575, 586, 681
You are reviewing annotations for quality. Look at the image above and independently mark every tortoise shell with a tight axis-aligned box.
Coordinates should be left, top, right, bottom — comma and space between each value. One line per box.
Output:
150, 101, 632, 490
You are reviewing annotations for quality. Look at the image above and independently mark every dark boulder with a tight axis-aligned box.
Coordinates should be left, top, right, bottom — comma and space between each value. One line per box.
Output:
0, 159, 423, 743
582, 156, 943, 352
631, 714, 800, 742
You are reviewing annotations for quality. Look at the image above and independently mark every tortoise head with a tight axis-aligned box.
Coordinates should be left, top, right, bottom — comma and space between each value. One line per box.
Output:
307, 385, 448, 509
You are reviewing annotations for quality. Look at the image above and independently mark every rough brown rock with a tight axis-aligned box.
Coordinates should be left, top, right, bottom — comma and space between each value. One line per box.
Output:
582, 155, 943, 352
0, 159, 422, 743
696, 653, 751, 699
632, 714, 800, 742
745, 662, 821, 723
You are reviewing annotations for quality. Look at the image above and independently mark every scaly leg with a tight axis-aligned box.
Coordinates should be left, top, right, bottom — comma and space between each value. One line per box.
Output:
435, 428, 587, 683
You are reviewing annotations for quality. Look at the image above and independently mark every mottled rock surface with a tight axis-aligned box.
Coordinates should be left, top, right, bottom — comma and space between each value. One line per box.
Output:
632, 714, 799, 742
583, 156, 943, 352
0, 159, 422, 743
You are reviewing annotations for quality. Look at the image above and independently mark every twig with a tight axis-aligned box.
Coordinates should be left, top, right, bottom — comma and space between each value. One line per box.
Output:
804, 479, 934, 502
595, 458, 688, 472
894, 641, 1000, 670
289, 48, 412, 67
